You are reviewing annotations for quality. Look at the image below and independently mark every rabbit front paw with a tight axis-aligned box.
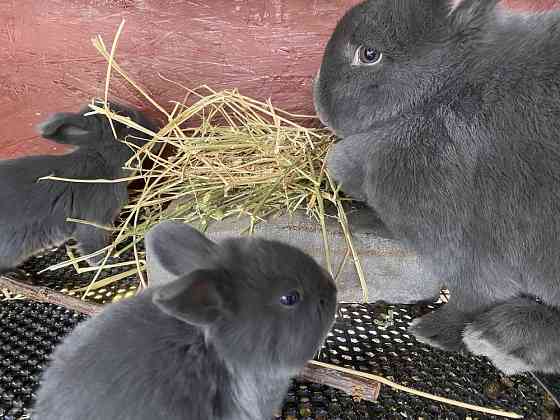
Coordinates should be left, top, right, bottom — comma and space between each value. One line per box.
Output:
463, 323, 532, 375
409, 308, 467, 352
462, 299, 560, 375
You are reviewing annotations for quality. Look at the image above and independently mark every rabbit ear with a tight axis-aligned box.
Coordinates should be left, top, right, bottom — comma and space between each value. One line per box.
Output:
37, 112, 96, 145
152, 269, 231, 327
145, 221, 219, 288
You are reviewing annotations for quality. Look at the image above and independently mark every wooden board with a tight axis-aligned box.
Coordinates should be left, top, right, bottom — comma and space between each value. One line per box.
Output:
0, 0, 558, 159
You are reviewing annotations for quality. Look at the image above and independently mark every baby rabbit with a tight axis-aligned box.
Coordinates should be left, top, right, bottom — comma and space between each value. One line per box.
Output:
314, 0, 560, 375
32, 221, 337, 420
0, 102, 156, 272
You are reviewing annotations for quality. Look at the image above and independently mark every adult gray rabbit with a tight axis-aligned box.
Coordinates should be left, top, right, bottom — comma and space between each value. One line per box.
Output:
32, 221, 337, 420
314, 0, 560, 375
0, 102, 156, 272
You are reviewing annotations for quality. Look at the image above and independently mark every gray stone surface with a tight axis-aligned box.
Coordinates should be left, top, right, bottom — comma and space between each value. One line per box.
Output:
192, 205, 442, 303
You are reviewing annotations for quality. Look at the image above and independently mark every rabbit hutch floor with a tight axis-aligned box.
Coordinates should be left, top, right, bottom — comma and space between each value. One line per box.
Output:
0, 248, 556, 419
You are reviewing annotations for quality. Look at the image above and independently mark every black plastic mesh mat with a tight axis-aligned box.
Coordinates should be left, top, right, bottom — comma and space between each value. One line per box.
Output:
0, 246, 557, 419
16, 243, 142, 303
533, 373, 560, 412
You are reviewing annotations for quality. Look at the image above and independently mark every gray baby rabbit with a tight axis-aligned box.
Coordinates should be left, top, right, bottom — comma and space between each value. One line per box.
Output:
0, 102, 156, 272
314, 0, 560, 375
32, 221, 337, 420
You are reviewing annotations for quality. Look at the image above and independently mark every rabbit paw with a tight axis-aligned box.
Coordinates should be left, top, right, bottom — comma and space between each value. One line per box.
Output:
463, 323, 532, 375
325, 137, 368, 202
409, 309, 467, 352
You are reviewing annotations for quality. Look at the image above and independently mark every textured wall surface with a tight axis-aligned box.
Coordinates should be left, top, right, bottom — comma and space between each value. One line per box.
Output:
0, 0, 360, 158
0, 0, 558, 158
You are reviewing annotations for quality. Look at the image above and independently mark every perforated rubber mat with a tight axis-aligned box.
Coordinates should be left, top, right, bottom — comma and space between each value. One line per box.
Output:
0, 246, 557, 419
17, 243, 142, 304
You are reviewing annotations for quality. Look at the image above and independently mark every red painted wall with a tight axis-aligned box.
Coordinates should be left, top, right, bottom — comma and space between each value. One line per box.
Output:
0, 0, 558, 159
505, 0, 559, 10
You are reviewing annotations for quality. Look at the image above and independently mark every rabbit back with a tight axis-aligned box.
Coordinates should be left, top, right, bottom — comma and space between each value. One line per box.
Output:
0, 149, 128, 270
33, 291, 239, 420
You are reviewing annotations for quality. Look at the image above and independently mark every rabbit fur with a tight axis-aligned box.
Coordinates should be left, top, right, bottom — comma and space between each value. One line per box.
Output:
0, 102, 156, 272
32, 221, 337, 420
314, 0, 560, 374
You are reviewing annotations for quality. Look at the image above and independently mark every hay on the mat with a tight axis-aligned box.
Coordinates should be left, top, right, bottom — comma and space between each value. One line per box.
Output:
1, 288, 24, 301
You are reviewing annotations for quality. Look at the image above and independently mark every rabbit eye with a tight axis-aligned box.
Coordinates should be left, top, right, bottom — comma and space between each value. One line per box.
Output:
280, 291, 301, 306
354, 45, 383, 66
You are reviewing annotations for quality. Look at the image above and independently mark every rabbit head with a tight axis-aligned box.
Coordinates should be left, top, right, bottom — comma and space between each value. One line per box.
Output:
37, 101, 157, 150
145, 221, 338, 374
313, 0, 499, 138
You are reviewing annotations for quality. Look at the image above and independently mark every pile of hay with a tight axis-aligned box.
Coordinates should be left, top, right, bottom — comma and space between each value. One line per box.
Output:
44, 22, 368, 301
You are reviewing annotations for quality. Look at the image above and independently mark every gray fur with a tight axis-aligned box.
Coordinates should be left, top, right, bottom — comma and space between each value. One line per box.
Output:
0, 102, 156, 271
314, 0, 560, 373
33, 221, 337, 420
464, 297, 560, 375
145, 221, 218, 288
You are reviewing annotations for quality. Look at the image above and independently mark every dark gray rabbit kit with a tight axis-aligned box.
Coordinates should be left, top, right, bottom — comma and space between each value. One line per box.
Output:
314, 0, 560, 375
0, 102, 156, 272
33, 221, 337, 420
